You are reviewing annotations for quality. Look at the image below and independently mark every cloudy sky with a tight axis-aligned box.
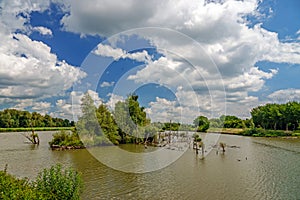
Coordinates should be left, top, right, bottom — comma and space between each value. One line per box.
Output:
0, 0, 299, 123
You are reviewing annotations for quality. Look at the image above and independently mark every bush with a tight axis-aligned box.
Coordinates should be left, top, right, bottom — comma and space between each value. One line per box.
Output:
0, 171, 41, 199
49, 130, 84, 147
0, 164, 82, 200
35, 164, 82, 200
193, 134, 202, 142
242, 128, 287, 137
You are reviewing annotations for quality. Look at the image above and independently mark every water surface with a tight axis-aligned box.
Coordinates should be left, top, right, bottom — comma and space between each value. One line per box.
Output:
0, 132, 299, 200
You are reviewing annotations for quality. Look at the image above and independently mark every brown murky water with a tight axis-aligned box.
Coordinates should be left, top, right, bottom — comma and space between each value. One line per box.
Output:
0, 131, 299, 200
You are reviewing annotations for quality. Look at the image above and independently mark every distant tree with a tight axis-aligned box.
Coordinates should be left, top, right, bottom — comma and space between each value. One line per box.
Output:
162, 122, 180, 131
209, 118, 223, 128
221, 115, 244, 128
251, 102, 300, 131
193, 116, 210, 132
243, 118, 254, 128
0, 109, 72, 128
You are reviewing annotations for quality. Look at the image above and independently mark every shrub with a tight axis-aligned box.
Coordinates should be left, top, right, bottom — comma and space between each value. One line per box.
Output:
0, 171, 41, 199
49, 130, 84, 147
193, 134, 202, 142
0, 164, 82, 200
35, 164, 82, 200
242, 128, 287, 137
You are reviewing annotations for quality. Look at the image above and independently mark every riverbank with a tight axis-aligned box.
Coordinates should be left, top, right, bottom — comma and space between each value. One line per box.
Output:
0, 127, 75, 132
208, 127, 300, 137
208, 128, 244, 135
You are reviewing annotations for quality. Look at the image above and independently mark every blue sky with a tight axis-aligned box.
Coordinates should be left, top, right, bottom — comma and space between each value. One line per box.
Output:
0, 0, 299, 123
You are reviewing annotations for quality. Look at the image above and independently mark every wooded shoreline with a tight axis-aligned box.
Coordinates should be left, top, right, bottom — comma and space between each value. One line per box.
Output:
0, 127, 74, 132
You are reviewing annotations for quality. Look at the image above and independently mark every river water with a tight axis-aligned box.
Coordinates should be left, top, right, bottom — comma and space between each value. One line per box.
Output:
0, 131, 299, 200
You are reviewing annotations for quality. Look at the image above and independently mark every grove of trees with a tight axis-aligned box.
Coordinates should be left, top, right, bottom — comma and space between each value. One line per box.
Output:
251, 102, 300, 131
0, 109, 74, 128
76, 93, 155, 146
209, 115, 253, 129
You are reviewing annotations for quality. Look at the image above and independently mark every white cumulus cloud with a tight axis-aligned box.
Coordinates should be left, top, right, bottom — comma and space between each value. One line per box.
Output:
32, 26, 53, 36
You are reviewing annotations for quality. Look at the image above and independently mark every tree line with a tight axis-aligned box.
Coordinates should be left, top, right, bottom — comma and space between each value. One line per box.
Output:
80, 92, 300, 145
193, 101, 300, 132
0, 109, 74, 128
251, 101, 300, 131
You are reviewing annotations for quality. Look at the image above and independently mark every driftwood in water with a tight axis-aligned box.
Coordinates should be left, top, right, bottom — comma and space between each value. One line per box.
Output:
21, 123, 40, 145
219, 142, 226, 152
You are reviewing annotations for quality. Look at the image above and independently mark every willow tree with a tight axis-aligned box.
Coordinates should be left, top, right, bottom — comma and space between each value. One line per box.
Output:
76, 92, 100, 146
193, 116, 210, 132
96, 104, 120, 145
114, 94, 150, 144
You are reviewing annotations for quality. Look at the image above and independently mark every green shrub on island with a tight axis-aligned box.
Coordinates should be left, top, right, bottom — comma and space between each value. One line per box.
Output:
49, 130, 84, 148
0, 164, 82, 200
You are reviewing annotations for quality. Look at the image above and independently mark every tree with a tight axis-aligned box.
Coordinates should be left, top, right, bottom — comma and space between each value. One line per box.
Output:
114, 101, 134, 143
0, 109, 72, 128
76, 92, 100, 146
221, 115, 244, 128
114, 94, 150, 144
162, 122, 180, 131
251, 102, 300, 131
96, 104, 120, 145
193, 116, 210, 132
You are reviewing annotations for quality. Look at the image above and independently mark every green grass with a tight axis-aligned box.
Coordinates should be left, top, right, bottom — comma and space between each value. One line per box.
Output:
0, 127, 75, 132
208, 127, 300, 137
208, 127, 244, 135
241, 128, 296, 137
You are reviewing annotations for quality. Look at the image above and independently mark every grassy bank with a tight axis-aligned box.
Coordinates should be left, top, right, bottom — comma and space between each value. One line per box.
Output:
208, 127, 244, 135
208, 127, 300, 137
0, 127, 75, 132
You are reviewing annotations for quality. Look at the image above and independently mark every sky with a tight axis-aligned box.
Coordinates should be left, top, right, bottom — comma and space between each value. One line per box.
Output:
0, 0, 299, 124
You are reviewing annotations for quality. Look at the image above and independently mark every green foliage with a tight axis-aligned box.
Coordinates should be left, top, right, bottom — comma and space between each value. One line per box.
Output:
76, 93, 102, 146
241, 128, 288, 137
208, 118, 223, 128
0, 109, 74, 128
209, 116, 251, 129
178, 123, 194, 131
114, 94, 150, 144
251, 102, 300, 131
162, 122, 180, 131
96, 104, 120, 145
76, 93, 150, 145
0, 164, 82, 200
0, 171, 41, 199
49, 130, 84, 147
35, 164, 82, 200
0, 127, 74, 132
193, 133, 202, 142
193, 116, 210, 132
221, 115, 244, 128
